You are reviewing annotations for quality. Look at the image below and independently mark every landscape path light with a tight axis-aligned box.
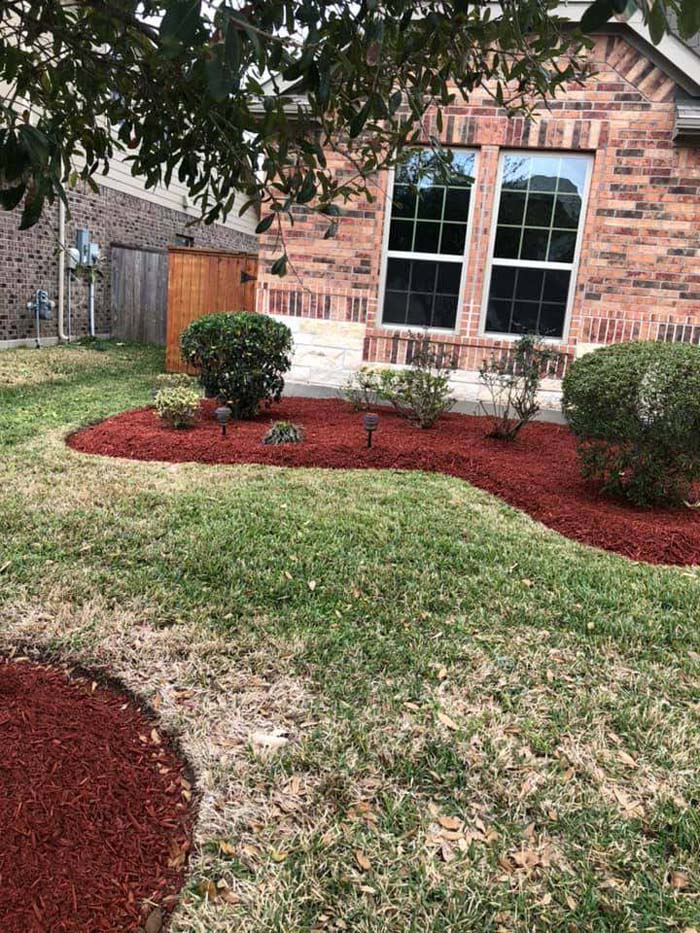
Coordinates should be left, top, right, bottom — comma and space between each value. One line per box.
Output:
362, 413, 379, 448
215, 405, 232, 436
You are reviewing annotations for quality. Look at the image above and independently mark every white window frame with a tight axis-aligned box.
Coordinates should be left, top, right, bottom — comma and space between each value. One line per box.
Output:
377, 148, 479, 335
479, 150, 594, 344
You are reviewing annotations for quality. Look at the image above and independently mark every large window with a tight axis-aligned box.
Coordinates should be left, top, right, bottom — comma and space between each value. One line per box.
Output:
381, 148, 476, 331
483, 153, 592, 340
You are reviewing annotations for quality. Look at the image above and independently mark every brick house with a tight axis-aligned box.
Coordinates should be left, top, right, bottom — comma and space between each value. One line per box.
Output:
0, 149, 257, 348
256, 4, 700, 405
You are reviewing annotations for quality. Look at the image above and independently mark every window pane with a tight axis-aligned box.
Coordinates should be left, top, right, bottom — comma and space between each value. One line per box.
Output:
515, 268, 545, 302
558, 158, 588, 196
485, 299, 512, 333
417, 186, 445, 220
407, 292, 432, 326
440, 223, 466, 256
498, 191, 526, 226
436, 263, 462, 294
553, 194, 581, 229
528, 156, 561, 191
391, 185, 416, 219
433, 295, 458, 329
383, 291, 408, 325
411, 261, 438, 292
502, 156, 531, 190
495, 226, 520, 259
538, 303, 567, 338
386, 258, 411, 291
548, 230, 577, 263
490, 265, 516, 300
525, 192, 554, 228
520, 228, 549, 261
414, 222, 441, 253
443, 188, 470, 222
543, 269, 570, 303
511, 301, 540, 333
389, 220, 413, 251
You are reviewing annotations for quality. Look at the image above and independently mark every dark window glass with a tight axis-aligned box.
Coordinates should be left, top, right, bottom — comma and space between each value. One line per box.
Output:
538, 304, 567, 338
443, 188, 470, 222
389, 220, 413, 251
543, 269, 570, 303
440, 223, 466, 256
548, 230, 577, 263
485, 299, 512, 333
553, 195, 581, 229
392, 185, 416, 218
386, 257, 411, 291
417, 186, 444, 219
525, 192, 554, 228
436, 263, 462, 294
411, 261, 438, 292
498, 191, 526, 226
433, 295, 459, 329
520, 228, 549, 261
414, 222, 441, 253
515, 268, 545, 302
494, 226, 520, 259
407, 292, 432, 326
512, 301, 539, 333
490, 265, 516, 300
383, 291, 408, 324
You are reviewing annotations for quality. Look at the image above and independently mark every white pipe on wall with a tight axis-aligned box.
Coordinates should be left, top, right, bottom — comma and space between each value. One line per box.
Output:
57, 200, 68, 341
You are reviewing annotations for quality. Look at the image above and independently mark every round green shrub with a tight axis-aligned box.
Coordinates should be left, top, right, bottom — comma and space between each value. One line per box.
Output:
562, 341, 700, 506
262, 420, 304, 445
152, 372, 199, 396
154, 386, 201, 429
180, 312, 293, 419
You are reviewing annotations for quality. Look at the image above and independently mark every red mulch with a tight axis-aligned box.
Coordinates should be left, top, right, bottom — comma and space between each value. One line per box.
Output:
68, 397, 700, 566
0, 659, 193, 933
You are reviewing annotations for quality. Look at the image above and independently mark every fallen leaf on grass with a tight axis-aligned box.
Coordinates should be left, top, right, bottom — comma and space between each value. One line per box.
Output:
219, 841, 236, 856
438, 815, 461, 831
617, 750, 637, 769
197, 879, 218, 901
671, 871, 690, 890
354, 850, 371, 871
437, 711, 459, 730
251, 731, 289, 754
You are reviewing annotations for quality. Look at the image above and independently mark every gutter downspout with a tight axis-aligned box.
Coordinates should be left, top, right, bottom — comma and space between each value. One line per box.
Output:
57, 199, 68, 341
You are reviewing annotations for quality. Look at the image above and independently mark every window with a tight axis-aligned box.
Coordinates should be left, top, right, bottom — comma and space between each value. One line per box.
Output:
483, 153, 592, 340
381, 148, 476, 331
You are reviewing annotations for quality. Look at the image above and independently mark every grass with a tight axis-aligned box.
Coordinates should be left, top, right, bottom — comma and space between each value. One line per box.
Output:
2, 342, 700, 931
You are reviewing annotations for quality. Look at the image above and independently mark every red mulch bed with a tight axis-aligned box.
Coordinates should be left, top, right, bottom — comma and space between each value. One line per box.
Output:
68, 398, 700, 566
0, 659, 193, 933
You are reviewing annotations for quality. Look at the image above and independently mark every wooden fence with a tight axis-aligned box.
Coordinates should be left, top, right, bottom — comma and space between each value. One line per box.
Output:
165, 247, 258, 371
111, 245, 169, 345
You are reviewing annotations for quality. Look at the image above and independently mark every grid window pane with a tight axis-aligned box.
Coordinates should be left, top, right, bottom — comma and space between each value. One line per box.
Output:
383, 147, 475, 330
484, 264, 571, 339
382, 258, 461, 329
486, 153, 589, 339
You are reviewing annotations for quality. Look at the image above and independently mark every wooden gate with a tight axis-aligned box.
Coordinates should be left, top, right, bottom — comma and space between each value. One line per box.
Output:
111, 244, 169, 345
165, 247, 258, 371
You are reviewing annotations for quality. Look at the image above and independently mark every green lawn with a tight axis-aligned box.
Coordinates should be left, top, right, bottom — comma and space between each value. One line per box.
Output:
2, 343, 700, 932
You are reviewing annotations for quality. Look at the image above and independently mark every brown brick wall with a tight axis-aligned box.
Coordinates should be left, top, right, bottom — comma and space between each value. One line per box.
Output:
257, 34, 700, 373
0, 183, 256, 343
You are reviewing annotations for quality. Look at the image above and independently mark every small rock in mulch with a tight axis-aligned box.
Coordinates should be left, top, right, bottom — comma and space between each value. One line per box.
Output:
0, 658, 194, 932
69, 397, 700, 566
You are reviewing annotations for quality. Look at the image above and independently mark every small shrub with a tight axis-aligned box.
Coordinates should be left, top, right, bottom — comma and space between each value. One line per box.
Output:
479, 335, 558, 441
262, 420, 304, 445
152, 372, 199, 396
341, 367, 385, 411
180, 311, 293, 419
382, 339, 456, 428
154, 386, 201, 428
562, 340, 700, 506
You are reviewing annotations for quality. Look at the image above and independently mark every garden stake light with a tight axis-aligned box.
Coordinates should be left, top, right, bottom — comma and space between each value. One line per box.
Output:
363, 413, 379, 448
215, 405, 232, 436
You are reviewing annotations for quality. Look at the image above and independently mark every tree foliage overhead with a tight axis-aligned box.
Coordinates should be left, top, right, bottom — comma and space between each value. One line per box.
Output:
0, 0, 697, 251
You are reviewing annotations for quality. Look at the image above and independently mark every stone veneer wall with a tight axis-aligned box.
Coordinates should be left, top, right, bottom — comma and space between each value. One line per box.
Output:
256, 34, 700, 403
0, 183, 256, 345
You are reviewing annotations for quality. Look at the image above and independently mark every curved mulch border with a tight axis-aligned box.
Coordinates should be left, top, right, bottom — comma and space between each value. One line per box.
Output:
68, 398, 700, 567
0, 658, 194, 933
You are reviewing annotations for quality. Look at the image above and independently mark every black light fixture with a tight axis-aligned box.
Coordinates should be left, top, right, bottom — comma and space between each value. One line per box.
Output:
215, 405, 232, 436
362, 413, 379, 448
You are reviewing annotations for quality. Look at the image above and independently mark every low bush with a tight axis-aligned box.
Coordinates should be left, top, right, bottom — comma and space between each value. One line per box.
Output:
479, 335, 558, 441
562, 340, 700, 506
154, 386, 201, 429
152, 372, 199, 396
180, 312, 293, 419
262, 421, 304, 445
341, 338, 456, 429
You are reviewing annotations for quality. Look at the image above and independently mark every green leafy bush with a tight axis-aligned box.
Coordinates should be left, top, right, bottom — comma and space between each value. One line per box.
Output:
180, 312, 293, 419
262, 420, 304, 445
341, 338, 456, 429
479, 335, 558, 441
152, 372, 199, 396
154, 386, 201, 429
562, 341, 700, 506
